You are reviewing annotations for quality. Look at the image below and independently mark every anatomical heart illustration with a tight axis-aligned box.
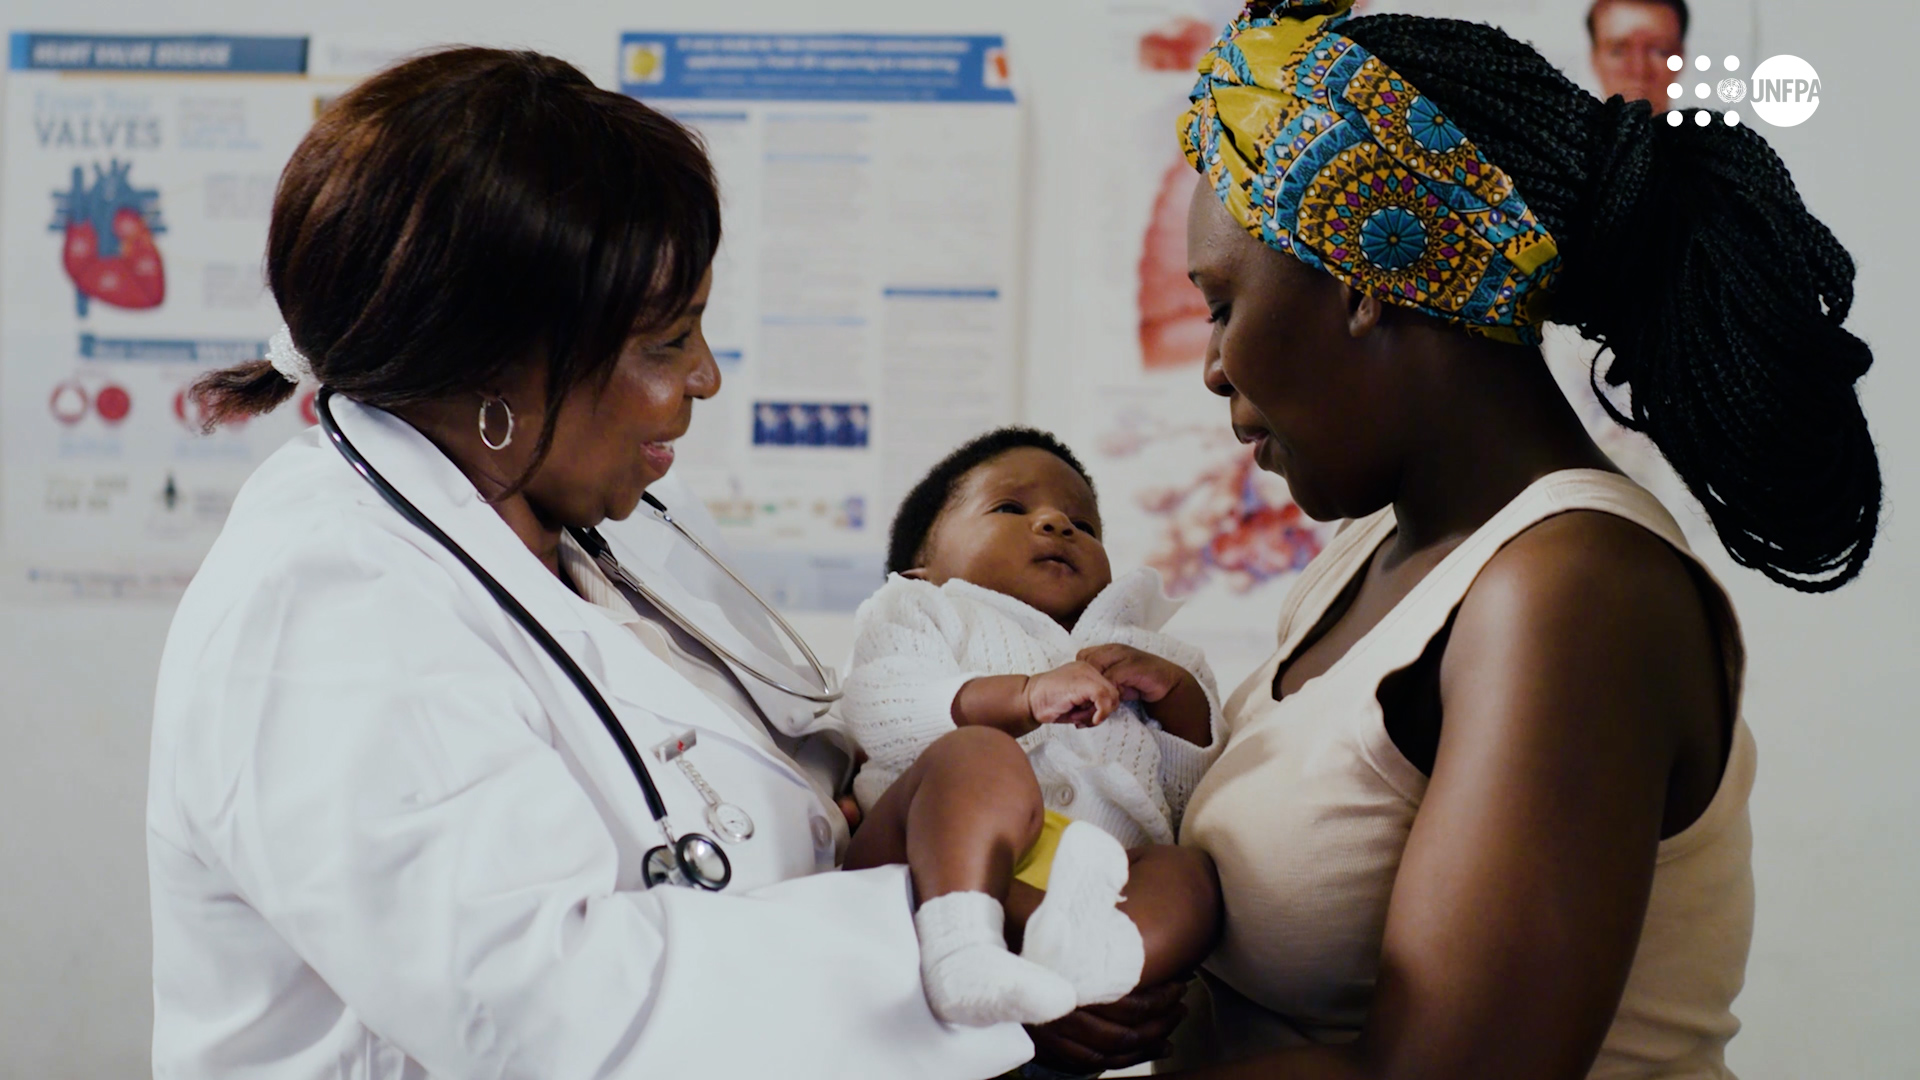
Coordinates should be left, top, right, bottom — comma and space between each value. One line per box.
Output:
49, 159, 167, 317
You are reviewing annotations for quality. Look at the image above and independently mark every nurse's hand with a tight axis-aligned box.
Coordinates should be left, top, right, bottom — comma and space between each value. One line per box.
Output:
838, 749, 866, 832
1025, 979, 1187, 1073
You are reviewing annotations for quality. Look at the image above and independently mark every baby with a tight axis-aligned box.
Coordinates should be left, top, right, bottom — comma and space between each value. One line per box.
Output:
840, 427, 1223, 1029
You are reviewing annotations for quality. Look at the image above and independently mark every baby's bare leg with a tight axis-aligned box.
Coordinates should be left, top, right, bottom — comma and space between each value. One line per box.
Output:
843, 728, 1076, 1026
1007, 844, 1221, 987
843, 725, 1046, 903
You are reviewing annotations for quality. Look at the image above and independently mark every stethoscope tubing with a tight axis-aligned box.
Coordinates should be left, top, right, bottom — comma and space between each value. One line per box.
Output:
315, 388, 674, 824
576, 504, 842, 705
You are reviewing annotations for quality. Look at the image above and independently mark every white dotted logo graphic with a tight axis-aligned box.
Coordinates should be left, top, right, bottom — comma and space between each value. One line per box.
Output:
1748, 54, 1820, 127
1666, 53, 1758, 129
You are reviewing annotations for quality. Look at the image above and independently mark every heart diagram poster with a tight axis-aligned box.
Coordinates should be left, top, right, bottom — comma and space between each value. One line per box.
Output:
2, 34, 340, 599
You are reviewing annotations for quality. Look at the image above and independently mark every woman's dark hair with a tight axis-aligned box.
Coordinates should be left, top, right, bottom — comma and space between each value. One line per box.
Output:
887, 427, 1095, 575
1338, 13, 1879, 591
191, 47, 720, 494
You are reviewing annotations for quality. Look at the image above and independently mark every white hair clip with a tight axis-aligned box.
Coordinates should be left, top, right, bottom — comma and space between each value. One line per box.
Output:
265, 324, 313, 384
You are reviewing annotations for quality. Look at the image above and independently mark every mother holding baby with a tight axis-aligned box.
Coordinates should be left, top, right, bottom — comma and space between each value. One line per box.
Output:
143, 6, 1882, 1079
1133, 2, 1882, 1079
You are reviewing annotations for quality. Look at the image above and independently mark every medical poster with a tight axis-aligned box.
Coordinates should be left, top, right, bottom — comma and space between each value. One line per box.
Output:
1069, 0, 1754, 687
1064, 0, 1333, 691
620, 32, 1023, 612
0, 34, 341, 600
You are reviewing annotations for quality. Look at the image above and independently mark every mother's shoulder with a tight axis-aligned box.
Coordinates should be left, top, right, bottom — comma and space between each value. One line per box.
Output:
1474, 508, 1704, 611
1450, 508, 1722, 710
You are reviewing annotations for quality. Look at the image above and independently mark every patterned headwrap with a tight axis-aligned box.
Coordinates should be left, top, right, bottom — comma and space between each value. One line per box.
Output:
1181, 0, 1561, 344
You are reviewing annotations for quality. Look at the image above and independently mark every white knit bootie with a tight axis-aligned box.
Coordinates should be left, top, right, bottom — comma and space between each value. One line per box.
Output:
914, 891, 1078, 1027
1020, 822, 1146, 1006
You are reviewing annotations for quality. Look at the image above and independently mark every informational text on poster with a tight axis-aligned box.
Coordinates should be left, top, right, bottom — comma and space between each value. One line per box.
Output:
1, 34, 342, 600
620, 32, 1023, 611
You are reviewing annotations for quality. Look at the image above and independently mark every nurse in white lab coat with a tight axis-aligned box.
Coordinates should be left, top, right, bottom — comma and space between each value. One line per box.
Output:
146, 47, 1029, 1079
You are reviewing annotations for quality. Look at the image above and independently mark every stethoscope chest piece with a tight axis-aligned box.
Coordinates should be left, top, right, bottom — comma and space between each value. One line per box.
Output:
644, 833, 732, 892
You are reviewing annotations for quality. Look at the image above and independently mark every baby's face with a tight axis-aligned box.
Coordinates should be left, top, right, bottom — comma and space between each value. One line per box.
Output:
912, 447, 1112, 626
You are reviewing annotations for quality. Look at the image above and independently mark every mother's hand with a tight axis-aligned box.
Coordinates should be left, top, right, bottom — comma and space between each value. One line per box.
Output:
835, 793, 863, 832
1027, 979, 1188, 1073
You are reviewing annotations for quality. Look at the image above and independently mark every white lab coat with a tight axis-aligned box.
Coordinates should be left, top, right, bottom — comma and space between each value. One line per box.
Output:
147, 398, 1031, 1079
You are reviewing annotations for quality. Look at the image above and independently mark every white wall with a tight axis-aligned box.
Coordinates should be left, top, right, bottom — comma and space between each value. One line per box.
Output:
1, 1, 1914, 1077
1707, 5, 1920, 1071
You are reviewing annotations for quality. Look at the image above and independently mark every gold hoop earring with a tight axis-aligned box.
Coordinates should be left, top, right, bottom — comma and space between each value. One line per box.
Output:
478, 396, 514, 451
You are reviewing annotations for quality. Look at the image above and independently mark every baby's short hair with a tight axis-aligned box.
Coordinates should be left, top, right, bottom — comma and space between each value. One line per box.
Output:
886, 427, 1095, 575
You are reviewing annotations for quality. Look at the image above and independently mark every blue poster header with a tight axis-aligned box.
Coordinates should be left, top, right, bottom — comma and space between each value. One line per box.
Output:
10, 34, 308, 74
619, 33, 1015, 103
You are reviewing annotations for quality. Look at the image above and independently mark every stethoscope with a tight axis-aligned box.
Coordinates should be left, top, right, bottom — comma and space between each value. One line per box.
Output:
577, 499, 841, 707
315, 388, 840, 892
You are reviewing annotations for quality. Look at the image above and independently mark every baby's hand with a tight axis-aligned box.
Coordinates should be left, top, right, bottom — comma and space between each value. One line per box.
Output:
1025, 661, 1121, 728
1076, 644, 1191, 706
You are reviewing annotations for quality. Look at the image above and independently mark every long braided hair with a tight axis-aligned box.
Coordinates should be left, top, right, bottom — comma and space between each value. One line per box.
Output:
1340, 14, 1879, 592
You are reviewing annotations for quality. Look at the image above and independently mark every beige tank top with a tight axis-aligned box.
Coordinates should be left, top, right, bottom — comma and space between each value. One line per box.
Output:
1175, 470, 1755, 1079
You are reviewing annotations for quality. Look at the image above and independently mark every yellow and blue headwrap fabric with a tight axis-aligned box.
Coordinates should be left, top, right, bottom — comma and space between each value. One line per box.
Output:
1181, 0, 1561, 344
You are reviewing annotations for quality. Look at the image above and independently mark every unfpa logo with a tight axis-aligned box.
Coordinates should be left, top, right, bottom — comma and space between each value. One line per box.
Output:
1663, 53, 1820, 129
1748, 55, 1820, 127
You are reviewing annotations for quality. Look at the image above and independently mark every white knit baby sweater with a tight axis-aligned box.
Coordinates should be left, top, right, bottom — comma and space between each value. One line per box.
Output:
842, 568, 1224, 848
